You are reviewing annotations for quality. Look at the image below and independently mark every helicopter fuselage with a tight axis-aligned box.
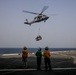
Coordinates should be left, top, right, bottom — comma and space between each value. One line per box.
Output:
34, 15, 49, 22
24, 15, 49, 25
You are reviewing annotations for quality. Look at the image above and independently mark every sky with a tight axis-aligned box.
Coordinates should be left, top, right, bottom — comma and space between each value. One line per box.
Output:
0, 0, 76, 48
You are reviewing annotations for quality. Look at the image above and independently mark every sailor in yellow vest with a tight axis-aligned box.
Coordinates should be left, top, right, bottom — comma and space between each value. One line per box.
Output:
43, 46, 52, 70
22, 46, 28, 68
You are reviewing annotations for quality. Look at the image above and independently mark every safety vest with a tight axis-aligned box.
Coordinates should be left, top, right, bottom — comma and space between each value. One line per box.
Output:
36, 51, 42, 57
22, 50, 28, 57
43, 50, 51, 58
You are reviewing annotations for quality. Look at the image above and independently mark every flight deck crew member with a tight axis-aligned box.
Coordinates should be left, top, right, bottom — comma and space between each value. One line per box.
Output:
35, 47, 42, 70
22, 46, 28, 68
43, 47, 52, 70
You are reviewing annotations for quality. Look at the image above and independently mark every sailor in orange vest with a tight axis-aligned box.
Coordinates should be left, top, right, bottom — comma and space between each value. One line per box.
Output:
22, 46, 28, 68
43, 46, 52, 70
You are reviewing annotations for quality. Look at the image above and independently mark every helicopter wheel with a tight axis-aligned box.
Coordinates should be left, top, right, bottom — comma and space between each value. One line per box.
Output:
44, 20, 46, 22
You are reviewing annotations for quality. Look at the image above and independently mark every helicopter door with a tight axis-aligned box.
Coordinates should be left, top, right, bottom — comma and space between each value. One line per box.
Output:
34, 17, 38, 21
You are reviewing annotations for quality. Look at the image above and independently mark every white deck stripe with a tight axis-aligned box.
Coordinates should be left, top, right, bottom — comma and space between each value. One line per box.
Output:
57, 53, 76, 59
0, 68, 76, 71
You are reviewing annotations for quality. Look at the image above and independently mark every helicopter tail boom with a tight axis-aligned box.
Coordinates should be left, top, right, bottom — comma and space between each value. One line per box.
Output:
24, 22, 31, 26
24, 19, 31, 25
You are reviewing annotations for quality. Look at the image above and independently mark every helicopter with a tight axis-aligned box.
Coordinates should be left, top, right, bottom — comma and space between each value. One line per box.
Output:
23, 6, 49, 26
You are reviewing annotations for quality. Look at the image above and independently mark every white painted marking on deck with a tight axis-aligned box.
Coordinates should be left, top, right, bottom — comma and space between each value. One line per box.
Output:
0, 68, 76, 71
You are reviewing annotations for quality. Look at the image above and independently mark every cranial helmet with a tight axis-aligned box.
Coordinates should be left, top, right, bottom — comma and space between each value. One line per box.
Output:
45, 46, 49, 50
23, 46, 27, 50
38, 47, 41, 51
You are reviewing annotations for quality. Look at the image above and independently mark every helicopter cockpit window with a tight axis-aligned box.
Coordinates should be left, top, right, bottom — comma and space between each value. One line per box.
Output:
43, 15, 46, 18
34, 17, 37, 21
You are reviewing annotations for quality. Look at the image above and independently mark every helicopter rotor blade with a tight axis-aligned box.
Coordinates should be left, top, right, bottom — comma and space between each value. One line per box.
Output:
40, 6, 48, 14
50, 14, 57, 16
23, 10, 39, 15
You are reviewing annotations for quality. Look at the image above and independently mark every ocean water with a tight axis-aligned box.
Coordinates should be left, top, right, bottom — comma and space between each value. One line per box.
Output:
0, 48, 76, 54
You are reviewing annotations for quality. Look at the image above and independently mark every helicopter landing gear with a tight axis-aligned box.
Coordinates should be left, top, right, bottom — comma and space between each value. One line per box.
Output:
44, 20, 46, 22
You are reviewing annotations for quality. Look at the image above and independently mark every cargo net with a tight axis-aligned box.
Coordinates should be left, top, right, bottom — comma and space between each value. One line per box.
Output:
35, 35, 42, 41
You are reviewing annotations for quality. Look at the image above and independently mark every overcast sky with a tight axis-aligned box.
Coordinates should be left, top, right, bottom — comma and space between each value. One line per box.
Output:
0, 0, 76, 48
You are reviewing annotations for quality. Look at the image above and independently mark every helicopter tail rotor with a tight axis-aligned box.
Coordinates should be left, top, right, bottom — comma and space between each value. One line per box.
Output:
26, 19, 28, 22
